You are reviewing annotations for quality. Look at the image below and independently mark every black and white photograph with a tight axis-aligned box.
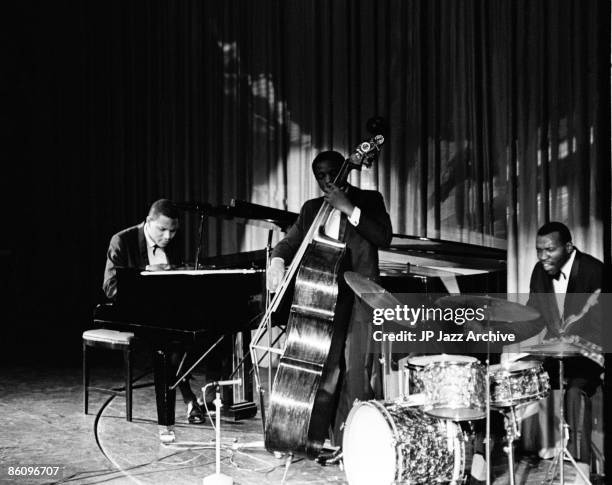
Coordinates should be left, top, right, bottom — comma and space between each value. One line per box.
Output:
1, 1, 610, 484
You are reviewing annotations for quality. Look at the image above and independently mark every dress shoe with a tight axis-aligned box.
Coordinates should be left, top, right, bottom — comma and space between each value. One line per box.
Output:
158, 425, 176, 444
187, 400, 206, 424
316, 448, 343, 466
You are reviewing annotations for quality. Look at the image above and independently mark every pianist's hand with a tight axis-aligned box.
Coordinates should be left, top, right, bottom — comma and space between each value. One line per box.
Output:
145, 263, 172, 271
267, 257, 286, 292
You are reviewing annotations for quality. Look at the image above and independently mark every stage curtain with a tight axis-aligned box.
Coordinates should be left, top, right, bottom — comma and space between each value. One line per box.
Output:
78, 0, 609, 285
7, 0, 609, 335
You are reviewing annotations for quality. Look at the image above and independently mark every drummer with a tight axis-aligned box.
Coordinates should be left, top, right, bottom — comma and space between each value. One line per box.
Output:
525, 222, 603, 469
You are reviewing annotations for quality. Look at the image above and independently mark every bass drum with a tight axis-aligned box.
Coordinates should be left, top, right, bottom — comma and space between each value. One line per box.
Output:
343, 401, 465, 485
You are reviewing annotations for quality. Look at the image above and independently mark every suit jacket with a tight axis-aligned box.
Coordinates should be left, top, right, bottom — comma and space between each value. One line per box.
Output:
527, 249, 603, 342
271, 186, 393, 278
103, 222, 181, 299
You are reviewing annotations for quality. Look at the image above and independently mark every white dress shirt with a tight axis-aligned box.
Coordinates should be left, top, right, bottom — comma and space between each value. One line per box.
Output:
324, 206, 361, 239
144, 223, 169, 266
552, 248, 576, 319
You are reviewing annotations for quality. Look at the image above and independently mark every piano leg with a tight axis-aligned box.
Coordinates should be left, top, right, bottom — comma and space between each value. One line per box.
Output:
233, 331, 254, 403
153, 349, 176, 426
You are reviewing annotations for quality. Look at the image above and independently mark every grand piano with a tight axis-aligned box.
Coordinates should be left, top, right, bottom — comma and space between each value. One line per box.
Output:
379, 234, 506, 294
95, 200, 506, 427
94, 266, 265, 424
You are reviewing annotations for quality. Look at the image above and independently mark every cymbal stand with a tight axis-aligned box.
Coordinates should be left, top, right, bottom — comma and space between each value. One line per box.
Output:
380, 324, 391, 399
485, 358, 491, 485
543, 358, 592, 485
499, 405, 520, 485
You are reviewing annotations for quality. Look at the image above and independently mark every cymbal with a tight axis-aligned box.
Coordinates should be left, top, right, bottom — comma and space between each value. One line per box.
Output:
435, 295, 540, 323
463, 318, 546, 342
379, 264, 459, 278
521, 340, 586, 358
344, 271, 403, 313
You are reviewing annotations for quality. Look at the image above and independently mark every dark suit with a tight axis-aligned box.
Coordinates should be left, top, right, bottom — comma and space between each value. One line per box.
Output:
527, 249, 603, 341
527, 249, 603, 463
102, 222, 197, 426
272, 186, 393, 445
103, 222, 181, 299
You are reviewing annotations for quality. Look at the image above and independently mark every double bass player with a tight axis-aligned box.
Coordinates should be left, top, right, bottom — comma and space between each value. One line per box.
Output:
266, 150, 393, 454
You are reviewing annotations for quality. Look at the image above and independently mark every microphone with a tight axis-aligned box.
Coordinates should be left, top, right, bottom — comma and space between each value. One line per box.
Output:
211, 378, 242, 387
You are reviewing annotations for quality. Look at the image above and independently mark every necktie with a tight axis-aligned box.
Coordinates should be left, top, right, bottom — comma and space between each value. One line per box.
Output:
153, 244, 160, 255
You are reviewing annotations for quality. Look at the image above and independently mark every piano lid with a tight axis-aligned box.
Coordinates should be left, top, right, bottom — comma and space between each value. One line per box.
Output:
380, 233, 506, 275
229, 199, 298, 231
141, 268, 264, 276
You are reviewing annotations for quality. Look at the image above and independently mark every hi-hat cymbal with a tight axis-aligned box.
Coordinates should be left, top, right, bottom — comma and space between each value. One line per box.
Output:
435, 295, 540, 323
344, 271, 402, 313
522, 338, 604, 367
521, 340, 583, 358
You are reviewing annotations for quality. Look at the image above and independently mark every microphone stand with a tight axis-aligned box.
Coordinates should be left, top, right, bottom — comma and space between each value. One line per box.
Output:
194, 209, 207, 270
174, 201, 214, 270
265, 229, 274, 397
203, 384, 233, 485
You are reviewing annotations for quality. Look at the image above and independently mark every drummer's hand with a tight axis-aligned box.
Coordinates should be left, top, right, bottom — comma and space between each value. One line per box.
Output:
267, 257, 285, 292
563, 289, 600, 331
564, 313, 580, 327
324, 183, 355, 216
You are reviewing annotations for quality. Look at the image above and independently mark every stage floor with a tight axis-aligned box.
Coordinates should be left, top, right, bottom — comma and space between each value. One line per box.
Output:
0, 362, 602, 484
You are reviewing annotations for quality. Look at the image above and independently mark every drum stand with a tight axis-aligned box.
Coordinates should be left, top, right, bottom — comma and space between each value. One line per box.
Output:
543, 358, 592, 485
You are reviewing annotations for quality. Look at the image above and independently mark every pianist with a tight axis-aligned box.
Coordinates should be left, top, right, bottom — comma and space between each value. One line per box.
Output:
267, 150, 393, 454
102, 198, 206, 440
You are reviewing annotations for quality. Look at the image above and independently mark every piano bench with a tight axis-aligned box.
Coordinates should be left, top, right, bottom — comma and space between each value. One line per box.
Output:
82, 329, 135, 422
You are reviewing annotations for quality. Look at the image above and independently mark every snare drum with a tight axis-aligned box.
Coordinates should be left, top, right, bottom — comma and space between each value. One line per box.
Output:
405, 354, 478, 395
489, 360, 550, 408
420, 358, 486, 421
343, 401, 465, 485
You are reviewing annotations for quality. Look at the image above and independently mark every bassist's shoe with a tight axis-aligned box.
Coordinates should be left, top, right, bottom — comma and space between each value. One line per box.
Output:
316, 448, 343, 466
187, 400, 206, 424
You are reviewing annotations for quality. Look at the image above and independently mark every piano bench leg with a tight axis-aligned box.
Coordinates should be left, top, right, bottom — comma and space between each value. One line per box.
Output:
83, 341, 89, 415
82, 337, 134, 422
124, 348, 132, 422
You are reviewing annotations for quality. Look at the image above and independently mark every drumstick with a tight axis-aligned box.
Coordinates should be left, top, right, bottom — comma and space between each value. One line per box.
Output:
562, 288, 600, 333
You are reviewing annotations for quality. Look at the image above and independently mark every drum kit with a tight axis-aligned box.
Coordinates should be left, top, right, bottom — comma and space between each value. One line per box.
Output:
342, 272, 602, 485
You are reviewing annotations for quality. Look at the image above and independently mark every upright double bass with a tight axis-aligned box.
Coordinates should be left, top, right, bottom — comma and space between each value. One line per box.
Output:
263, 136, 384, 457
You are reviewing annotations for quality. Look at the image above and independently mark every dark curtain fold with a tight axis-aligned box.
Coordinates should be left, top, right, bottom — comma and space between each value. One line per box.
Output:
4, 1, 609, 345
